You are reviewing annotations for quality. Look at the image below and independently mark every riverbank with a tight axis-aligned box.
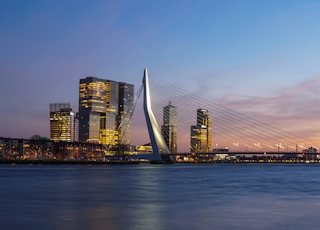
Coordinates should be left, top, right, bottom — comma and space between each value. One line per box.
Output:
1, 159, 319, 165
0, 159, 140, 165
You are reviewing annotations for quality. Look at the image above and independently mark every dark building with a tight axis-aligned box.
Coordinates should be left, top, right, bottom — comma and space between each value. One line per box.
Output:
118, 82, 135, 145
161, 102, 177, 153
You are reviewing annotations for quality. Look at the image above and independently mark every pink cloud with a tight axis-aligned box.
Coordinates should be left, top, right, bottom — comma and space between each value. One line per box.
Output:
213, 76, 320, 149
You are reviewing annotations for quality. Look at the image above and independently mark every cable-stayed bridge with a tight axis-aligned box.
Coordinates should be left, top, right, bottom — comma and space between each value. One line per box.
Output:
132, 69, 317, 156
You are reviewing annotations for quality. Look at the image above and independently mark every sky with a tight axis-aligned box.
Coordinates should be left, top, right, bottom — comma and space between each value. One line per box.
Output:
1, 0, 320, 147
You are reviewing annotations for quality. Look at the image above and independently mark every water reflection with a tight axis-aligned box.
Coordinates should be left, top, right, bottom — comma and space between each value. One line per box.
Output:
129, 166, 168, 230
2, 164, 320, 230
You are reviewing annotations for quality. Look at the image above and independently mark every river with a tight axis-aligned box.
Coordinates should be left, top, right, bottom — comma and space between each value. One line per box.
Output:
1, 163, 320, 230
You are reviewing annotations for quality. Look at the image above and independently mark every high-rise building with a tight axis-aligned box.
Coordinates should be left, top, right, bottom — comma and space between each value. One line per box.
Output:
118, 82, 134, 145
50, 103, 76, 142
190, 109, 212, 153
161, 102, 177, 153
78, 76, 134, 147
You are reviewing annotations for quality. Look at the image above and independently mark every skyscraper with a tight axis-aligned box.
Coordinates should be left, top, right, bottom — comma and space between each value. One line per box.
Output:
50, 103, 76, 142
118, 82, 134, 145
190, 109, 212, 153
78, 76, 134, 148
79, 77, 107, 143
161, 102, 177, 153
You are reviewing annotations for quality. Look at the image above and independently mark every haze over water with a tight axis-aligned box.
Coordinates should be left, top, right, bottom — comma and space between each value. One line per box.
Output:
1, 163, 320, 230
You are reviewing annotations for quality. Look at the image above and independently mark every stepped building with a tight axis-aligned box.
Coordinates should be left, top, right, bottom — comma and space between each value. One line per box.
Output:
78, 76, 134, 148
190, 109, 212, 153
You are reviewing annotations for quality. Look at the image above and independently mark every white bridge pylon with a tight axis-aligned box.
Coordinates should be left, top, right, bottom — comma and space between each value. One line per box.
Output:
143, 68, 170, 160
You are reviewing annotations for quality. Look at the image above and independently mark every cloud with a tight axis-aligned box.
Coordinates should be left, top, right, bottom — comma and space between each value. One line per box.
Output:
213, 76, 320, 147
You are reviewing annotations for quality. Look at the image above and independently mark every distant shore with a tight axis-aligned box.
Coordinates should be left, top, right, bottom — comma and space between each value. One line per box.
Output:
1, 159, 319, 165
0, 159, 140, 165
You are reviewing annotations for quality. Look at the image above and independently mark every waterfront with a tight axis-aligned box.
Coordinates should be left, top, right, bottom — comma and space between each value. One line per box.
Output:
1, 164, 320, 230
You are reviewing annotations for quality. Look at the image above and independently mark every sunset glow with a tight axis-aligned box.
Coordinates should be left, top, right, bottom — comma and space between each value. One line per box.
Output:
0, 1, 319, 151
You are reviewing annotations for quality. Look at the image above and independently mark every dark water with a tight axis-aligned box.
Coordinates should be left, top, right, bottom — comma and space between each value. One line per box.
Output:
1, 163, 320, 230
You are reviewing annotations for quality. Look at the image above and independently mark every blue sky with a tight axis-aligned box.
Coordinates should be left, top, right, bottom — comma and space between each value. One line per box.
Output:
1, 0, 320, 146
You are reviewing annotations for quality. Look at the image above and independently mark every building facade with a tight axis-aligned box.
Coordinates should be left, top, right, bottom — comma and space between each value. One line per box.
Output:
161, 102, 177, 153
190, 109, 212, 153
50, 103, 76, 142
0, 136, 105, 161
118, 82, 134, 145
78, 76, 134, 148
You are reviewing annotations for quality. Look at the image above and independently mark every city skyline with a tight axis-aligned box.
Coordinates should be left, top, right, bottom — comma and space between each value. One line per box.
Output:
1, 1, 320, 146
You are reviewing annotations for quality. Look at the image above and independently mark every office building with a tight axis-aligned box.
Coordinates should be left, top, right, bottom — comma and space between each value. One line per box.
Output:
78, 76, 134, 147
161, 102, 177, 153
50, 103, 76, 142
118, 82, 134, 145
190, 109, 212, 153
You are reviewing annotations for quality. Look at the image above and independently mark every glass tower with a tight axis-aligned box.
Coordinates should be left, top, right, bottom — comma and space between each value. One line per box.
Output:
50, 103, 75, 142
100, 80, 119, 146
190, 109, 212, 153
161, 102, 177, 153
79, 77, 106, 142
118, 82, 134, 145
78, 76, 134, 147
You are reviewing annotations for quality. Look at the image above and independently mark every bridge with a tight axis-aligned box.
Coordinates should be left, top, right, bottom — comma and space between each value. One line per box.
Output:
130, 68, 318, 162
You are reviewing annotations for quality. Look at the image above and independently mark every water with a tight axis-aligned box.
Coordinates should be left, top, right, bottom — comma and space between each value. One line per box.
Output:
1, 163, 320, 230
